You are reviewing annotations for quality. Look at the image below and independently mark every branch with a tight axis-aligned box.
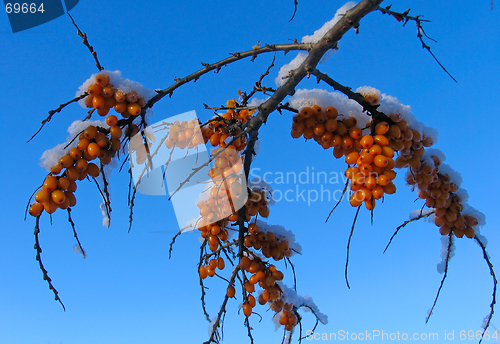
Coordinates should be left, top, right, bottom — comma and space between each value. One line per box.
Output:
384, 210, 434, 253
426, 232, 453, 323
345, 205, 361, 289
27, 93, 88, 143
67, 13, 103, 71
377, 6, 457, 83
34, 217, 66, 310
475, 235, 497, 344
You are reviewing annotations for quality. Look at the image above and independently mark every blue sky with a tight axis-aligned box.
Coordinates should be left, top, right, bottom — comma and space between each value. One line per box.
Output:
1, 1, 499, 343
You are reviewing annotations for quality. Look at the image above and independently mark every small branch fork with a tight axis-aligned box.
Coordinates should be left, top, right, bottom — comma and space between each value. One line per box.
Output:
376, 5, 457, 83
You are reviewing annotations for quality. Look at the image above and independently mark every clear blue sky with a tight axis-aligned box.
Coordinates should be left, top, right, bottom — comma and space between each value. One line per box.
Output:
1, 1, 499, 343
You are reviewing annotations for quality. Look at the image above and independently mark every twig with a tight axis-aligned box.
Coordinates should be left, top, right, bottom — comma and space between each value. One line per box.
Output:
67, 13, 103, 71
27, 93, 88, 143
376, 6, 457, 83
383, 210, 434, 253
426, 232, 453, 323
475, 235, 497, 344
325, 179, 349, 223
67, 208, 86, 259
34, 217, 66, 310
345, 206, 361, 289
289, 0, 299, 22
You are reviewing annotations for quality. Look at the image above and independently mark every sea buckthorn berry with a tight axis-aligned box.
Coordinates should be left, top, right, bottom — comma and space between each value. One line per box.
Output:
84, 126, 98, 140
110, 126, 123, 139
343, 117, 357, 128
95, 73, 109, 86
92, 95, 106, 110
349, 126, 363, 140
325, 118, 338, 132
59, 154, 74, 169
325, 106, 338, 119
374, 134, 389, 146
97, 107, 110, 117
126, 91, 139, 103
345, 152, 360, 165
226, 285, 236, 298
84, 95, 94, 108
35, 189, 50, 204
103, 98, 116, 111
243, 303, 252, 317
86, 163, 100, 178
299, 106, 313, 118
374, 155, 388, 168
375, 122, 389, 135
29, 202, 44, 217
43, 200, 59, 214
128, 103, 141, 116
199, 265, 208, 279
69, 147, 82, 160
87, 83, 102, 96
51, 189, 66, 204
360, 135, 374, 149
95, 132, 109, 148
102, 85, 115, 99
57, 177, 70, 191
114, 102, 127, 114
86, 142, 101, 158
43, 176, 58, 193
75, 159, 88, 172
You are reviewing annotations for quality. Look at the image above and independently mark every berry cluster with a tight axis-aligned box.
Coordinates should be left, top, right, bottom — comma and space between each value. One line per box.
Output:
29, 124, 122, 217
405, 155, 478, 238
84, 72, 147, 120
237, 257, 285, 318
165, 119, 204, 149
291, 105, 398, 210
244, 222, 292, 260
344, 126, 397, 210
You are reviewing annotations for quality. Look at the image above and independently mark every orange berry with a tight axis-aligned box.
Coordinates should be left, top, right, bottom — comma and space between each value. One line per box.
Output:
29, 202, 44, 217
114, 102, 127, 114
126, 91, 139, 103
383, 182, 396, 195
299, 106, 313, 118
51, 189, 66, 204
199, 265, 208, 279
43, 199, 59, 214
35, 189, 50, 203
349, 126, 363, 140
381, 146, 395, 158
92, 95, 106, 110
57, 177, 70, 191
374, 155, 388, 168
84, 126, 98, 140
360, 135, 374, 149
95, 73, 109, 86
226, 285, 236, 298
375, 122, 389, 135
75, 158, 88, 172
128, 103, 141, 116
86, 143, 101, 158
86, 163, 100, 178
50, 164, 62, 175
102, 84, 114, 98
43, 176, 58, 193
345, 152, 360, 165
325, 106, 338, 119
372, 185, 384, 199
59, 154, 74, 169
114, 90, 126, 102
374, 134, 389, 146
110, 126, 122, 139
104, 96, 116, 108
243, 303, 252, 317
87, 83, 102, 96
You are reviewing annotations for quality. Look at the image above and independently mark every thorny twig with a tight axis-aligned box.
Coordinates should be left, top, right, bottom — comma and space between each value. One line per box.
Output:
27, 93, 88, 143
68, 13, 103, 71
325, 179, 349, 223
34, 217, 66, 310
377, 5, 457, 83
